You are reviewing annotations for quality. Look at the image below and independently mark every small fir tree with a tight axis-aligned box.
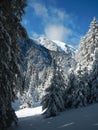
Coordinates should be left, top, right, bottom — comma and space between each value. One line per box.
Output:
41, 64, 66, 118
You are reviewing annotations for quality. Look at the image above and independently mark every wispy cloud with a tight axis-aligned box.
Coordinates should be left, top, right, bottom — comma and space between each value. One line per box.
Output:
31, 2, 73, 25
32, 2, 48, 19
32, 32, 44, 39
27, 1, 81, 45
22, 19, 29, 26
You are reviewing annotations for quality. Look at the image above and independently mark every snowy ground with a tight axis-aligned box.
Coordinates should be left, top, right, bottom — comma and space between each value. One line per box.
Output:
8, 104, 98, 130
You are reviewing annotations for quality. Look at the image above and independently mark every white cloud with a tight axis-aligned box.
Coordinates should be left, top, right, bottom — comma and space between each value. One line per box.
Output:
50, 8, 69, 22
32, 2, 48, 18
30, 2, 80, 44
49, 8, 65, 23
31, 2, 73, 25
45, 24, 72, 41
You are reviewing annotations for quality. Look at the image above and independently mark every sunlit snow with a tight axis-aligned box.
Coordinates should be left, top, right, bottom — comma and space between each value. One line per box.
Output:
16, 106, 42, 118
8, 104, 98, 130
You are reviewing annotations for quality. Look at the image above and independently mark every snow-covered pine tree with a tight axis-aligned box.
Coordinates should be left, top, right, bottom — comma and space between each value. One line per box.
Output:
20, 90, 34, 108
76, 17, 98, 68
41, 61, 66, 118
64, 69, 75, 108
0, 0, 27, 129
20, 42, 52, 107
87, 20, 98, 103
38, 66, 54, 101
73, 17, 98, 106
71, 66, 89, 107
20, 65, 53, 108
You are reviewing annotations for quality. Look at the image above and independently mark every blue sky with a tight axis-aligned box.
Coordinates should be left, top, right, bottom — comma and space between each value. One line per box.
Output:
22, 0, 98, 46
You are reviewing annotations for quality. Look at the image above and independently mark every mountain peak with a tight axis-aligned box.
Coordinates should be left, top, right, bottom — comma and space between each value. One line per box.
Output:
38, 37, 76, 56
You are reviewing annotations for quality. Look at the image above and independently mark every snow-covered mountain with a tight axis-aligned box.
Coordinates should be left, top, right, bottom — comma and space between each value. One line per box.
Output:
19, 37, 76, 108
38, 37, 76, 70
38, 37, 75, 56
20, 18, 98, 115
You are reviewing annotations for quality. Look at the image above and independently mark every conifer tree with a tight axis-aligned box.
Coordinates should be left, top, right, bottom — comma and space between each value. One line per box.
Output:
77, 17, 98, 66
73, 17, 98, 107
0, 0, 27, 129
41, 62, 66, 118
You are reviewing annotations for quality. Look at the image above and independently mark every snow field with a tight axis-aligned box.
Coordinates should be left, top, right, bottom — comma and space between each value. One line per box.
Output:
8, 103, 98, 130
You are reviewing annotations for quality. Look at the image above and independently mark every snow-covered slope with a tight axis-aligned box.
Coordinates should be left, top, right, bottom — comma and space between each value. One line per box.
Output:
16, 106, 42, 118
38, 37, 75, 56
19, 37, 76, 108
8, 104, 98, 130
38, 37, 76, 70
